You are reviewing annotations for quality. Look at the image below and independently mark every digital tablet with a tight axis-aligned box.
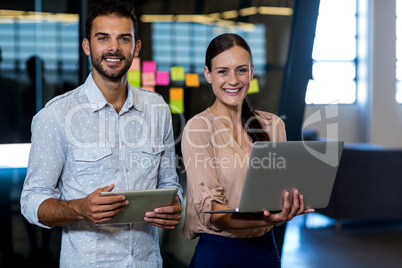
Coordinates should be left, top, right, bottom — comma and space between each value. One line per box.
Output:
99, 188, 178, 224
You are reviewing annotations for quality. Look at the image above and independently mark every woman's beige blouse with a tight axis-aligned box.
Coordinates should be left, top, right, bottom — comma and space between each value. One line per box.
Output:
181, 108, 287, 240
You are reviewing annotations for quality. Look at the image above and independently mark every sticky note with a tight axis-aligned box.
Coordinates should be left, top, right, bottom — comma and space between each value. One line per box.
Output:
170, 99, 184, 114
142, 61, 156, 73
142, 86, 155, 92
185, 73, 200, 87
169, 88, 184, 113
130, 57, 141, 71
142, 72, 156, 87
170, 66, 185, 81
127, 70, 141, 87
156, 71, 170, 86
248, 78, 260, 94
170, 87, 184, 100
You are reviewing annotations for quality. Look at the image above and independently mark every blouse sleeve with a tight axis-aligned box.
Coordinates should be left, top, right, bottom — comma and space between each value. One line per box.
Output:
181, 116, 229, 232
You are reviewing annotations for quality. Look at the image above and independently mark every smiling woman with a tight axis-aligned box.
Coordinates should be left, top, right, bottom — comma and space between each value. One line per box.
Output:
205, 33, 270, 146
181, 33, 314, 268
205, 46, 253, 109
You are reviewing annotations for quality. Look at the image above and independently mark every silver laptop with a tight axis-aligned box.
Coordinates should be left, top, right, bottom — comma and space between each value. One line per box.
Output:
204, 140, 344, 214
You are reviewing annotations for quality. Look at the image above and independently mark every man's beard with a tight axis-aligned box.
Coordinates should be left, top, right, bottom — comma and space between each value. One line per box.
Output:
90, 51, 132, 80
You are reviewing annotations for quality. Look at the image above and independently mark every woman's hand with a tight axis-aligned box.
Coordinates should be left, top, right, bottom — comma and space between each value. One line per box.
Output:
210, 190, 314, 230
262, 190, 315, 226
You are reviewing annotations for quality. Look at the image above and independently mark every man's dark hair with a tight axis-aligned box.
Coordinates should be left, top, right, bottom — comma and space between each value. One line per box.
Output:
85, 0, 139, 42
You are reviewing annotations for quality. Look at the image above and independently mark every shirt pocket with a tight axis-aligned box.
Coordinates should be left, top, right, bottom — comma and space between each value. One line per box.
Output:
72, 146, 112, 187
136, 141, 164, 186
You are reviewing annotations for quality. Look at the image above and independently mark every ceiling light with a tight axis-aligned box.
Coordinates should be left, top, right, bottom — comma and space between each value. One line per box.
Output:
239, 7, 258, 17
141, 15, 174, 23
208, 13, 221, 20
222, 10, 238, 19
258, 6, 293, 16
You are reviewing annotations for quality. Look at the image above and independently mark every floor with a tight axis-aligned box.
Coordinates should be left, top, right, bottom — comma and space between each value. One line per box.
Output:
3, 211, 401, 268
281, 214, 402, 268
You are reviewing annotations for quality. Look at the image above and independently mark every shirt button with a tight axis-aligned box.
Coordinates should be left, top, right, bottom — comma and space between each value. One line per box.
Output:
131, 249, 134, 256
125, 168, 129, 173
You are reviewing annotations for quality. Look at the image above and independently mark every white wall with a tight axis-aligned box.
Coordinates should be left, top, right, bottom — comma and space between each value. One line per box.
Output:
304, 0, 402, 147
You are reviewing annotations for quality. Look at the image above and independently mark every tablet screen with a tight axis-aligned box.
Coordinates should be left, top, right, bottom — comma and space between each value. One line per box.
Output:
99, 188, 178, 224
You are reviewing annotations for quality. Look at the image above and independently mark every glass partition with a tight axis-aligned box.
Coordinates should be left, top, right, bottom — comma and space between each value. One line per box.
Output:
0, 2, 78, 265
0, 1, 296, 267
0, 8, 80, 143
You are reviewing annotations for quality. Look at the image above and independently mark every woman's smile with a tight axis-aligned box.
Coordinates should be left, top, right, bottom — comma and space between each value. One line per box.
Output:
223, 87, 242, 95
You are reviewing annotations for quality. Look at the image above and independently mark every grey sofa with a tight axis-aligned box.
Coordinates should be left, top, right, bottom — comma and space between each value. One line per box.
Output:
315, 143, 402, 230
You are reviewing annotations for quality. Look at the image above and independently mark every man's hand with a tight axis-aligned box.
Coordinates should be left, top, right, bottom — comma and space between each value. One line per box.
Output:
38, 184, 129, 226
77, 184, 129, 224
143, 196, 182, 229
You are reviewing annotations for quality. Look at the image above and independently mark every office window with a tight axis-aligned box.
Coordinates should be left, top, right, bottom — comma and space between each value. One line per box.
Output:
305, 0, 357, 104
0, 11, 79, 143
151, 22, 266, 76
0, 16, 79, 86
397, 0, 402, 103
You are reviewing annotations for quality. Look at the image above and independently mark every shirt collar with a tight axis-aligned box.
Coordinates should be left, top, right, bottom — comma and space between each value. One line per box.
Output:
83, 73, 136, 113
128, 83, 142, 112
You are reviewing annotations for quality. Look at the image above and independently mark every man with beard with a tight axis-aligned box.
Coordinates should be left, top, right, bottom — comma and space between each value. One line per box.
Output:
20, 1, 183, 267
